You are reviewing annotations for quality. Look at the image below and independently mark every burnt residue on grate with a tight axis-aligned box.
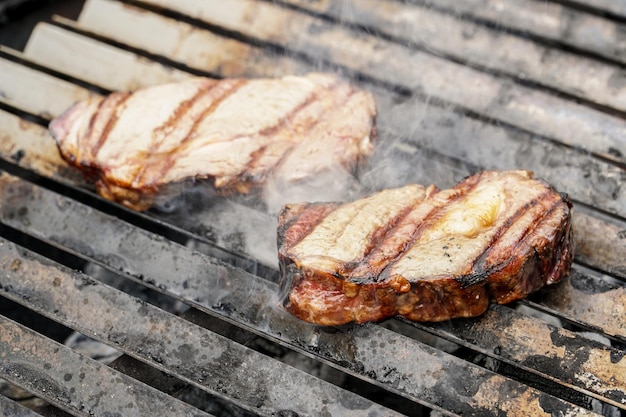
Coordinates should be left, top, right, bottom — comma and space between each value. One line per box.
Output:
413, 305, 626, 408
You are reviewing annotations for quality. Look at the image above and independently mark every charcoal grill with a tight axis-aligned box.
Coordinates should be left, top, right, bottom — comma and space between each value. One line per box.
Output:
0, 0, 625, 415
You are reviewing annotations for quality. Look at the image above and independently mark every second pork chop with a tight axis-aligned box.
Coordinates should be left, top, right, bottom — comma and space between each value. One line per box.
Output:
278, 170, 573, 325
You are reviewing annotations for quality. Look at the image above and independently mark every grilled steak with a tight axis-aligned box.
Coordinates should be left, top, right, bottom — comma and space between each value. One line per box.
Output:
278, 170, 573, 325
49, 73, 376, 210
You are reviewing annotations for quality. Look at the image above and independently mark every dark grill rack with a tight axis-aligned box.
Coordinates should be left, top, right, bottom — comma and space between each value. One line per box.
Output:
0, 0, 625, 416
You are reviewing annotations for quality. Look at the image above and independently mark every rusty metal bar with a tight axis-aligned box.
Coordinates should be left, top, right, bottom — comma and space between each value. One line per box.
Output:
411, 304, 626, 409
46, 9, 303, 80
0, 173, 604, 415
55, 3, 307, 80
0, 239, 404, 417
0, 316, 214, 417
0, 109, 78, 183
571, 206, 626, 279
0, 394, 43, 417
125, 0, 626, 165
530, 268, 626, 343
20, 23, 191, 92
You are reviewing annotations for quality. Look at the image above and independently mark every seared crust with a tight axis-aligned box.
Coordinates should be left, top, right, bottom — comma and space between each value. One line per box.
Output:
49, 73, 377, 210
277, 170, 574, 325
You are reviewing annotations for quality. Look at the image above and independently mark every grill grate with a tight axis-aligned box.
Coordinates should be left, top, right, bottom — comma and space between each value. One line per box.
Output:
0, 0, 625, 416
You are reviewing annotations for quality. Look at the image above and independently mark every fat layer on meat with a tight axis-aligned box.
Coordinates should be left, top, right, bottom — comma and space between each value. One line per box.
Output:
49, 73, 377, 210
277, 170, 574, 325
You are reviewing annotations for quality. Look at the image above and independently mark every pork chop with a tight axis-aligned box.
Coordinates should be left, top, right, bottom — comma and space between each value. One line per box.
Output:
49, 73, 376, 210
277, 170, 573, 325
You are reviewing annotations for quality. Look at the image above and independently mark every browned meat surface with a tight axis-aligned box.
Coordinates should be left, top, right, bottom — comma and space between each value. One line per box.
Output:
277, 170, 573, 325
49, 73, 376, 210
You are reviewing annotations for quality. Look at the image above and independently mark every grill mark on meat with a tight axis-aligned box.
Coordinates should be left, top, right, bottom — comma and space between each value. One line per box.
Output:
183, 79, 248, 144
493, 191, 564, 265
460, 189, 555, 288
81, 96, 108, 164
154, 80, 220, 146
217, 78, 350, 190
349, 185, 447, 283
132, 79, 239, 187
485, 198, 572, 303
346, 192, 434, 283
267, 83, 355, 180
142, 77, 326, 192
260, 88, 325, 138
238, 87, 328, 184
344, 210, 415, 281
91, 92, 132, 161
137, 79, 247, 188
278, 203, 341, 260
374, 175, 483, 283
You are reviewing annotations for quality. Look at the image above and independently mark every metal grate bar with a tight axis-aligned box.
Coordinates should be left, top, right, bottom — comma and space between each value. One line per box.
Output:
0, 57, 95, 119
0, 108, 77, 182
570, 206, 626, 280
68, 1, 302, 80
528, 269, 626, 342
0, 316, 214, 417
412, 304, 626, 408
373, 93, 626, 217
20, 24, 190, 92
0, 394, 44, 417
